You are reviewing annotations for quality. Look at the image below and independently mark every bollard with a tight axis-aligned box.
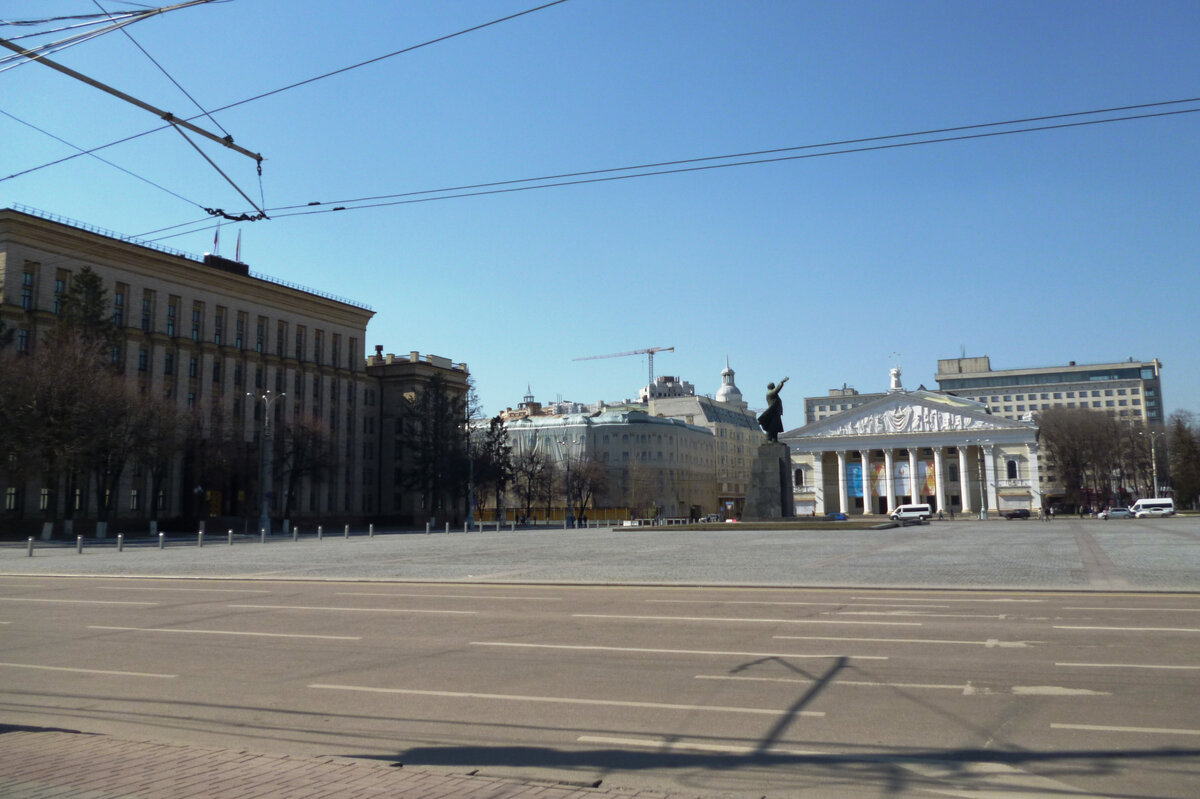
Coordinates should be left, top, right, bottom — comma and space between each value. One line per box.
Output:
369, 523, 374, 538
496, 521, 501, 533
293, 526, 298, 542
228, 529, 233, 546
445, 522, 449, 534
159, 532, 165, 549
199, 520, 205, 534
260, 528, 266, 544
425, 522, 430, 535
77, 535, 83, 554
198, 531, 204, 548
344, 524, 349, 539
318, 525, 323, 541
27, 536, 34, 557
511, 522, 515, 532
117, 533, 124, 552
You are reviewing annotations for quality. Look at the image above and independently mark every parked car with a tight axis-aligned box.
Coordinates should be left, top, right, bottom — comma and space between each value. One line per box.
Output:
1099, 507, 1133, 519
825, 511, 848, 521
1003, 508, 1030, 520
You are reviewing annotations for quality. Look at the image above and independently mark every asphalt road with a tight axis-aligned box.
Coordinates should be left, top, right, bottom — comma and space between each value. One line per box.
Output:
2, 574, 1199, 798
3, 516, 1199, 590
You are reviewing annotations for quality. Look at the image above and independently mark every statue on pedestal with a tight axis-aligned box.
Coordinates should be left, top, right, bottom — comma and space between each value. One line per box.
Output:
756, 377, 789, 442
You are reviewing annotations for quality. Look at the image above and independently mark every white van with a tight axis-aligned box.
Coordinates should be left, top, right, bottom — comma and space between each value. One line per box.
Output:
1131, 498, 1175, 518
890, 503, 932, 522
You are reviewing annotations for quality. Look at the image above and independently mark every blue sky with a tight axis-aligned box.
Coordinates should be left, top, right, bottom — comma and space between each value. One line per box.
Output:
3, 1, 1197, 419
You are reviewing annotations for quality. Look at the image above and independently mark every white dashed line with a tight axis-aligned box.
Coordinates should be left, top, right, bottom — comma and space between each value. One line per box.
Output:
0, 661, 176, 678
89, 625, 361, 640
574, 613, 922, 626
471, 641, 887, 659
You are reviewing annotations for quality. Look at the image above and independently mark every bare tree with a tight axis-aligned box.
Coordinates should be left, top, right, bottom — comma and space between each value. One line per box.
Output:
278, 414, 335, 519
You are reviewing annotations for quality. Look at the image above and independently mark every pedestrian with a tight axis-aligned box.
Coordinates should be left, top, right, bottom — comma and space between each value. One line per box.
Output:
938, 510, 944, 521
949, 507, 955, 520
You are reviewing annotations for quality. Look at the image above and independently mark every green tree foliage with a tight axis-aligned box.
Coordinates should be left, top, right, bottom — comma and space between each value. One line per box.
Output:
474, 415, 513, 519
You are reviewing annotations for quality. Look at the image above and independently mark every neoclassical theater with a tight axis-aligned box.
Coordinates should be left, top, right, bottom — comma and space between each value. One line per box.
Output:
782, 370, 1041, 517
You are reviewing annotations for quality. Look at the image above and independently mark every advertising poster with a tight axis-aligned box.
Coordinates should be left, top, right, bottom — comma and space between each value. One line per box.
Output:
894, 461, 910, 497
846, 462, 863, 497
870, 463, 885, 497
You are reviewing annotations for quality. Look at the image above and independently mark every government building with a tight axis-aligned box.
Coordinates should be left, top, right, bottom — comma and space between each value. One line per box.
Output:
0, 207, 468, 535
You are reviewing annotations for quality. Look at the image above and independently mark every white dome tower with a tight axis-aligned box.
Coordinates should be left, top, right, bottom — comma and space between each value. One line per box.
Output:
715, 357, 748, 410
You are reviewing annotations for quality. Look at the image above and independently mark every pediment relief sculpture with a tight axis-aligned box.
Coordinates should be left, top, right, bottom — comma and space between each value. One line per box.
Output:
824, 404, 994, 436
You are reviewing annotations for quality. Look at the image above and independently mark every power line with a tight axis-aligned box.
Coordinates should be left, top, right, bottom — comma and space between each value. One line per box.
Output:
266, 97, 1200, 214
138, 99, 1199, 242
0, 0, 572, 184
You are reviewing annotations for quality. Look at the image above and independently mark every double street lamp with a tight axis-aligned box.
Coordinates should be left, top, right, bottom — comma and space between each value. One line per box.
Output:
248, 390, 285, 535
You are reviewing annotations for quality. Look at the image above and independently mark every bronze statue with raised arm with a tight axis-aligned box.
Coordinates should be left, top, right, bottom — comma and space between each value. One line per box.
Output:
756, 377, 789, 442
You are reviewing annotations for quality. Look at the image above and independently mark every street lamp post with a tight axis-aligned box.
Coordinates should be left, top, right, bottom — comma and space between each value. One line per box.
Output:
559, 436, 572, 527
248, 390, 285, 536
975, 440, 989, 520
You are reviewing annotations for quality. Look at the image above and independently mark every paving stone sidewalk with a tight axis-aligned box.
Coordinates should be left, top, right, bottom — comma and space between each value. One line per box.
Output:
0, 728, 704, 799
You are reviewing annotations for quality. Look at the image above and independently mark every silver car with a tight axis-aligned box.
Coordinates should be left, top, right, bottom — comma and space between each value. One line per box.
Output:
1099, 507, 1133, 519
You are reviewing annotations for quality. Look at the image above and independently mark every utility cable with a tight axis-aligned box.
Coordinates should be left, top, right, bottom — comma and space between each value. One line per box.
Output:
92, 0, 232, 139
265, 102, 1200, 215
0, 0, 571, 184
0, 106, 207, 208
138, 102, 1198, 242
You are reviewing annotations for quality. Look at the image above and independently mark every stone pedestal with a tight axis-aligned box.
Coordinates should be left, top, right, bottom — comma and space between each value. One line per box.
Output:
744, 442, 795, 520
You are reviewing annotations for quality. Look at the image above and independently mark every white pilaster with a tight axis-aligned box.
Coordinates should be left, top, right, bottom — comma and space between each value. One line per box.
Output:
983, 443, 998, 514
836, 451, 848, 515
908, 448, 919, 504
884, 449, 896, 512
1027, 443, 1041, 511
958, 447, 971, 514
860, 450, 872, 515
934, 447, 946, 514
811, 452, 825, 515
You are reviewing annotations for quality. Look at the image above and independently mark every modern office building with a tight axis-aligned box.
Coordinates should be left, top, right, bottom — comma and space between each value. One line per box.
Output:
935, 355, 1165, 425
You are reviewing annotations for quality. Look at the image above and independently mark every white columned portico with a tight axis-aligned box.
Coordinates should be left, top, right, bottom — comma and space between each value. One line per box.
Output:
836, 451, 848, 515
908, 448, 919, 504
983, 444, 998, 514
1026, 443, 1041, 511
933, 447, 946, 514
958, 447, 971, 514
883, 449, 896, 512
860, 450, 871, 515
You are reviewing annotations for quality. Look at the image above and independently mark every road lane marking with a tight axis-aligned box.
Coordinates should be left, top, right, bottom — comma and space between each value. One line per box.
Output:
1052, 723, 1200, 736
833, 611, 1009, 619
1057, 662, 1200, 670
577, 734, 823, 756
695, 675, 1106, 696
95, 586, 272, 593
0, 661, 176, 678
308, 684, 823, 717
229, 604, 477, 614
574, 613, 922, 626
0, 597, 157, 605
89, 625, 361, 640
1064, 606, 1200, 612
471, 642, 886, 660
697, 674, 976, 691
1054, 625, 1200, 633
335, 592, 560, 601
773, 634, 1030, 648
645, 599, 951, 608
851, 596, 1043, 603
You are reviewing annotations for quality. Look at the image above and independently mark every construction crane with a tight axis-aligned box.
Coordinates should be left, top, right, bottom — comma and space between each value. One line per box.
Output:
574, 346, 675, 388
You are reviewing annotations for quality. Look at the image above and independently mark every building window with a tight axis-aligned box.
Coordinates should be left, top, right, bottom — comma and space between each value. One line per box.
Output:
256, 320, 265, 353
214, 311, 224, 345
17, 329, 29, 353
189, 357, 198, 378
1007, 460, 1018, 479
212, 362, 221, 383
129, 489, 141, 511
164, 352, 174, 375
40, 488, 50, 511
166, 302, 177, 337
138, 349, 149, 372
4, 487, 16, 511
